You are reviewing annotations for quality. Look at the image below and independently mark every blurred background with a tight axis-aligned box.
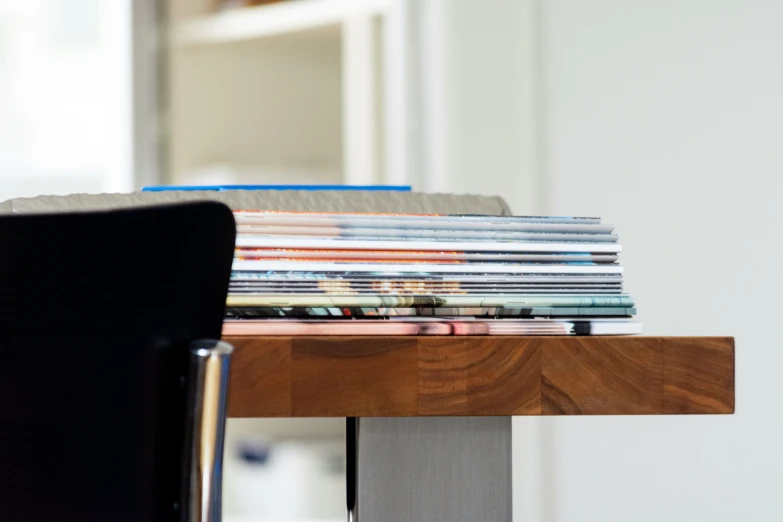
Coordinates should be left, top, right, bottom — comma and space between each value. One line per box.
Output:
1, 0, 781, 521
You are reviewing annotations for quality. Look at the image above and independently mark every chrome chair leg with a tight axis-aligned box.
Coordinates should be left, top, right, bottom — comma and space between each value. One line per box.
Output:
185, 340, 234, 522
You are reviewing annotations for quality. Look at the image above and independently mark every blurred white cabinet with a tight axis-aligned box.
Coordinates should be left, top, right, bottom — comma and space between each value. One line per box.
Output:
165, 0, 407, 187
164, 0, 539, 211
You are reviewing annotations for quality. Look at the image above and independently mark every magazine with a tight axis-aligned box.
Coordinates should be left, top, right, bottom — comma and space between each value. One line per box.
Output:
224, 294, 635, 308
234, 249, 620, 263
231, 260, 623, 274
234, 236, 622, 253
224, 306, 638, 318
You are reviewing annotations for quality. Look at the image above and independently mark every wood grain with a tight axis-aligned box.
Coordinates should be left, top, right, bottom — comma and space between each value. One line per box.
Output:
418, 338, 540, 415
663, 337, 735, 414
224, 336, 735, 417
541, 337, 663, 414
227, 337, 291, 417
290, 337, 417, 416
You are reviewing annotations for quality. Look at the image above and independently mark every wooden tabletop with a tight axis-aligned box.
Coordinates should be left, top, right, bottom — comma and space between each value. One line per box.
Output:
224, 336, 734, 417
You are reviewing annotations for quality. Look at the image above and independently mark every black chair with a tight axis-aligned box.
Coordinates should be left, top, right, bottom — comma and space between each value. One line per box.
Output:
0, 201, 236, 522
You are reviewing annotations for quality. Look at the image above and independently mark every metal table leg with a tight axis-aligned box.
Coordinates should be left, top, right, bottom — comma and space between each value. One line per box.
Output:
348, 417, 512, 522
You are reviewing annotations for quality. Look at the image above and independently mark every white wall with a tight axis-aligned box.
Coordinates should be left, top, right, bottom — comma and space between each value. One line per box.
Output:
523, 1, 783, 520
415, 0, 540, 213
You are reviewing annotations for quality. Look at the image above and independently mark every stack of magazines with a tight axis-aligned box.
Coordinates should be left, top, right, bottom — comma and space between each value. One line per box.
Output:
222, 211, 641, 336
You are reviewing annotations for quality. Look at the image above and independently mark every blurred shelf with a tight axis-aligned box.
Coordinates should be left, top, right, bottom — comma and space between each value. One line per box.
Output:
174, 163, 342, 187
165, 0, 388, 188
173, 0, 390, 46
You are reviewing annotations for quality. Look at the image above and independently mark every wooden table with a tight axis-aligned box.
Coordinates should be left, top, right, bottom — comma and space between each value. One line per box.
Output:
224, 336, 735, 521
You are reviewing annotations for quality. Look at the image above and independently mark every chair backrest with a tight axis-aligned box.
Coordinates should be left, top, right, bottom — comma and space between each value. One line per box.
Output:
0, 202, 236, 522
